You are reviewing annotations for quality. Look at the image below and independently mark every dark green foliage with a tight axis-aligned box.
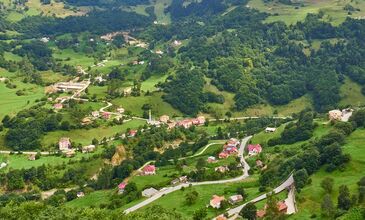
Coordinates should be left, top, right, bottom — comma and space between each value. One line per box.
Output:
338, 185, 352, 210
240, 202, 257, 220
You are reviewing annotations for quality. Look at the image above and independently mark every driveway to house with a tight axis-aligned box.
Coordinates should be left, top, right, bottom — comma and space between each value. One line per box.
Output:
223, 174, 295, 219
123, 136, 252, 214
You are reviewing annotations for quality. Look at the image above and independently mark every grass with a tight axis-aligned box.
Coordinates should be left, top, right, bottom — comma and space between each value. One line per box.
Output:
0, 75, 44, 119
41, 119, 146, 147
111, 92, 182, 117
291, 128, 365, 219
154, 0, 172, 24
25, 0, 87, 18
140, 75, 168, 92
65, 190, 113, 208
53, 48, 95, 68
3, 52, 22, 62
339, 77, 365, 107
248, 0, 365, 26
137, 179, 260, 219
40, 71, 70, 85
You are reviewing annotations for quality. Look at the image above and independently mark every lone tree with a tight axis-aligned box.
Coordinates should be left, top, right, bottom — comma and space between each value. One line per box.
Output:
193, 207, 207, 220
321, 194, 335, 218
240, 202, 257, 220
338, 185, 352, 210
185, 190, 199, 205
321, 177, 334, 194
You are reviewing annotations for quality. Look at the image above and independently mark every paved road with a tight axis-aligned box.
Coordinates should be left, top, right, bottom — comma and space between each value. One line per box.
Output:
0, 150, 52, 155
224, 174, 295, 218
124, 136, 252, 214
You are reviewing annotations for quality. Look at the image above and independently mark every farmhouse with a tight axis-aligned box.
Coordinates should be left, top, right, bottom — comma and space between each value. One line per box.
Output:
102, 112, 111, 120
172, 40, 182, 47
28, 154, 36, 161
159, 115, 170, 123
171, 176, 188, 185
328, 109, 342, 121
59, 137, 71, 151
219, 152, 229, 159
53, 81, 88, 92
82, 145, 95, 153
210, 195, 225, 209
91, 111, 100, 118
118, 182, 127, 194
81, 117, 92, 125
0, 162, 7, 169
117, 107, 125, 114
265, 127, 276, 133
64, 149, 75, 157
248, 144, 262, 156
128, 129, 137, 137
53, 103, 63, 110
142, 165, 156, 175
123, 87, 132, 96
207, 156, 217, 163
215, 166, 229, 173
142, 187, 158, 197
228, 195, 243, 204
77, 192, 85, 198
256, 201, 288, 218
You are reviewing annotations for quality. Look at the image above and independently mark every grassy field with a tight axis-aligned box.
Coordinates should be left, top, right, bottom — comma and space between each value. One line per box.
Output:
137, 179, 260, 218
339, 77, 365, 107
0, 75, 44, 119
248, 0, 365, 26
291, 128, 365, 219
112, 92, 182, 117
154, 0, 172, 24
41, 119, 146, 147
65, 190, 113, 208
53, 49, 95, 68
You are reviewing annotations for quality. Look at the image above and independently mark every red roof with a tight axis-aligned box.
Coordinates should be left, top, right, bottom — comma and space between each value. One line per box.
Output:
143, 165, 156, 172
219, 152, 229, 158
257, 210, 266, 218
248, 144, 262, 153
129, 130, 137, 136
118, 182, 127, 189
277, 201, 288, 212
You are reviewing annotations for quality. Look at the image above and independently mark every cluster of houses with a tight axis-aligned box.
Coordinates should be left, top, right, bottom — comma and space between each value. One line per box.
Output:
154, 115, 206, 129
328, 108, 353, 122
218, 138, 240, 159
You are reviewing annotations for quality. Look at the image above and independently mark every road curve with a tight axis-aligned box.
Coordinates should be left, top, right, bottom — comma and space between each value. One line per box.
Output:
123, 136, 252, 214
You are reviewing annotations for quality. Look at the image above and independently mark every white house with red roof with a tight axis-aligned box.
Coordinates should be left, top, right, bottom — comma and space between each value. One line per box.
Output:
142, 165, 156, 175
118, 182, 127, 194
53, 103, 63, 110
102, 112, 111, 119
59, 137, 71, 151
210, 195, 225, 209
128, 130, 137, 137
247, 144, 262, 156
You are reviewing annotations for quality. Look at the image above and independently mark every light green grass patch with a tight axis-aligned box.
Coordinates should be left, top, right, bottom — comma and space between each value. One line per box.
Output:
65, 190, 113, 208
339, 77, 365, 107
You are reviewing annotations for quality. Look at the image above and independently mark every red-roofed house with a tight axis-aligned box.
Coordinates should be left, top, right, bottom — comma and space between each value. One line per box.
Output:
102, 112, 111, 119
118, 182, 127, 194
248, 144, 262, 156
219, 152, 229, 159
277, 201, 288, 213
210, 195, 225, 209
142, 165, 156, 175
177, 119, 193, 129
256, 210, 266, 218
53, 103, 63, 110
128, 130, 137, 137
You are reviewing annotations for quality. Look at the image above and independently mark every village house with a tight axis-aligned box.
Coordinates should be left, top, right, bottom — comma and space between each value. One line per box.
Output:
219, 152, 229, 159
142, 165, 156, 175
59, 137, 71, 151
28, 154, 36, 161
102, 112, 111, 120
128, 129, 137, 137
172, 40, 182, 47
82, 145, 96, 153
0, 162, 7, 170
159, 115, 170, 123
117, 107, 125, 114
91, 111, 100, 118
81, 117, 92, 125
77, 192, 85, 198
40, 37, 49, 43
248, 144, 262, 156
265, 127, 276, 133
0, 77, 8, 82
171, 176, 188, 185
53, 103, 63, 110
118, 182, 127, 194
142, 187, 158, 197
215, 166, 229, 173
228, 194, 243, 204
256, 210, 266, 218
256, 159, 264, 168
210, 195, 225, 209
95, 76, 105, 83
155, 50, 164, 55
328, 109, 342, 121
207, 156, 217, 163
124, 87, 132, 96
256, 201, 288, 218
215, 215, 227, 220
226, 138, 240, 148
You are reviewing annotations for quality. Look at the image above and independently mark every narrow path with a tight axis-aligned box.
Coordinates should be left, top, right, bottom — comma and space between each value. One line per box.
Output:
123, 136, 252, 214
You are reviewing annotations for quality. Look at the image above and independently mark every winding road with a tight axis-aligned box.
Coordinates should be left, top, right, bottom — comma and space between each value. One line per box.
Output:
123, 136, 252, 214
